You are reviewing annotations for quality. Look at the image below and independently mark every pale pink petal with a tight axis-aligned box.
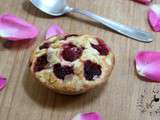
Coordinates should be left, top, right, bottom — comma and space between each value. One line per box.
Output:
0, 75, 7, 90
135, 51, 160, 82
72, 112, 104, 120
0, 13, 39, 41
46, 24, 65, 39
148, 4, 160, 32
134, 0, 152, 5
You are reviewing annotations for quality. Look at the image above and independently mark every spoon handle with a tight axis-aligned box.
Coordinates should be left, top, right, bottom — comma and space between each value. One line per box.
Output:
71, 8, 153, 43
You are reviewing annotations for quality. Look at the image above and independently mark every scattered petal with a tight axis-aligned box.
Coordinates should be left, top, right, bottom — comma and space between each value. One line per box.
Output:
0, 75, 7, 90
72, 112, 104, 120
46, 24, 65, 39
135, 51, 160, 82
148, 4, 160, 32
0, 13, 39, 41
134, 0, 152, 4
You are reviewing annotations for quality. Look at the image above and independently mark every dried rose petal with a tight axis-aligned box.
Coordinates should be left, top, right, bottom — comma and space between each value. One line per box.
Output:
134, 0, 152, 4
135, 51, 160, 82
46, 24, 65, 39
148, 4, 160, 32
72, 112, 104, 120
0, 13, 39, 41
0, 75, 7, 90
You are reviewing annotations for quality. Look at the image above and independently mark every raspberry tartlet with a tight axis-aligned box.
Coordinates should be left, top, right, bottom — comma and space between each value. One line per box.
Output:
29, 34, 115, 95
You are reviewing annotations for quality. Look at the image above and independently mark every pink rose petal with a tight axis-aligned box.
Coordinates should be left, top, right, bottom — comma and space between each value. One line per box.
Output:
148, 4, 160, 32
135, 51, 160, 82
72, 112, 104, 120
0, 13, 39, 41
134, 0, 152, 4
46, 24, 65, 39
0, 75, 7, 90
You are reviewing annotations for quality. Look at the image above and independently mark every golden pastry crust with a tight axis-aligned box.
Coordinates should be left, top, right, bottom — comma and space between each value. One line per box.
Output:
29, 34, 115, 95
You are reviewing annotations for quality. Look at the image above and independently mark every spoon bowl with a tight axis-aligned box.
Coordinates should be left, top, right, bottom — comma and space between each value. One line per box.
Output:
30, 0, 70, 16
30, 0, 154, 42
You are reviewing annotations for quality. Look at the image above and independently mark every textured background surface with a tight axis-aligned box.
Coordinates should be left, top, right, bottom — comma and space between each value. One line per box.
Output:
0, 0, 160, 120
